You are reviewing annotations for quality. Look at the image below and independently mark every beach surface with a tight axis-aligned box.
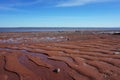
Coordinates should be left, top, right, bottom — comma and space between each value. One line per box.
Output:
0, 31, 120, 80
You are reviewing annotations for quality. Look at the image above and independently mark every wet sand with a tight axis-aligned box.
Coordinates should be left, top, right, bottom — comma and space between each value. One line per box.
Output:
0, 31, 120, 80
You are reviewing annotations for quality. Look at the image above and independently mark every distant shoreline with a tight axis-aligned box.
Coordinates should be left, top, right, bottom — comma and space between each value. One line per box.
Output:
0, 27, 120, 32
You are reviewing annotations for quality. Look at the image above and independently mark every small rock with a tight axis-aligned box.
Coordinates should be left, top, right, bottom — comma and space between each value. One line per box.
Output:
113, 52, 120, 55
66, 38, 70, 41
53, 68, 60, 73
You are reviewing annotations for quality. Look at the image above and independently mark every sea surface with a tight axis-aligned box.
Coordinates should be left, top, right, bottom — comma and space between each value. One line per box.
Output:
0, 27, 120, 32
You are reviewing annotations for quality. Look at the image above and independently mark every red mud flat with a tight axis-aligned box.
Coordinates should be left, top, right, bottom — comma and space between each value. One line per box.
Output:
0, 31, 120, 80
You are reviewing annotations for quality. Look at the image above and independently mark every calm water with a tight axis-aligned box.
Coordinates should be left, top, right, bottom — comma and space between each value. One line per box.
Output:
0, 27, 120, 32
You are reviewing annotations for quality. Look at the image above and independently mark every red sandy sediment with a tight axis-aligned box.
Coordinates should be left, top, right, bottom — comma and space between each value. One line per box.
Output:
0, 31, 120, 80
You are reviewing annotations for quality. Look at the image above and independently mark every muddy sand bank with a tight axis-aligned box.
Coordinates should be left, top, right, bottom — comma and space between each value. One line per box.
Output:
0, 31, 120, 80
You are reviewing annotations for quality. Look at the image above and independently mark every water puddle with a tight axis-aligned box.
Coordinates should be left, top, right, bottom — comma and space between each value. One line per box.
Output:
20, 49, 47, 60
0, 47, 74, 80
0, 36, 65, 43
0, 48, 11, 51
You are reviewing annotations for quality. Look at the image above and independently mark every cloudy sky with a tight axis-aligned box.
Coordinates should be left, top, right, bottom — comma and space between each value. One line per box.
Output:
0, 0, 120, 27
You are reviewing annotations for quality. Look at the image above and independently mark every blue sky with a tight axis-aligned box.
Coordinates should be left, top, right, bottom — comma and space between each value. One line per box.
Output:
0, 0, 120, 27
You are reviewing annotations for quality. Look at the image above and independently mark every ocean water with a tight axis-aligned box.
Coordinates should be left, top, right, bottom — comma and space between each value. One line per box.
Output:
0, 27, 120, 32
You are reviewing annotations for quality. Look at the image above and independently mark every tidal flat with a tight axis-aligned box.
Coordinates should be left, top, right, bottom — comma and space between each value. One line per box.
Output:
0, 30, 120, 80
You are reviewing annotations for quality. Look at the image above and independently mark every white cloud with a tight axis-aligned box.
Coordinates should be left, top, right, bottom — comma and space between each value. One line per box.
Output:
0, 0, 42, 11
0, 0, 42, 8
56, 0, 115, 7
0, 0, 118, 11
